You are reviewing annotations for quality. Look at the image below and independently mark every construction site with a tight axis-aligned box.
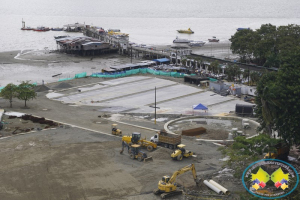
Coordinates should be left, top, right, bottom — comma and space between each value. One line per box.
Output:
0, 48, 299, 200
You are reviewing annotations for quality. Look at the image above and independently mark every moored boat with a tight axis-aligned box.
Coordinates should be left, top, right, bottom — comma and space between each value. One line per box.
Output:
173, 37, 193, 43
51, 27, 63, 31
33, 26, 50, 31
208, 36, 219, 42
54, 35, 70, 39
21, 27, 33, 30
188, 41, 205, 47
177, 28, 194, 34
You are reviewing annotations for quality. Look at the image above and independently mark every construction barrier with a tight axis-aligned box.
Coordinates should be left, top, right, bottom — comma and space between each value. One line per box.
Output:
91, 68, 186, 78
59, 72, 87, 82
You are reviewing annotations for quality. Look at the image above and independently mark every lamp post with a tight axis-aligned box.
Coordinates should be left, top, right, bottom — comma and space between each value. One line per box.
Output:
149, 87, 160, 124
130, 44, 133, 63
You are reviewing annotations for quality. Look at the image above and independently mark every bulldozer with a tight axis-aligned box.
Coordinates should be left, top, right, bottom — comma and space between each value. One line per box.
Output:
153, 163, 200, 199
264, 142, 290, 161
122, 132, 157, 151
171, 144, 193, 161
111, 124, 122, 136
120, 141, 153, 162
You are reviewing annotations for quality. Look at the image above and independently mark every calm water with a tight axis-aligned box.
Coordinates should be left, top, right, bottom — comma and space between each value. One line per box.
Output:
1, 0, 300, 52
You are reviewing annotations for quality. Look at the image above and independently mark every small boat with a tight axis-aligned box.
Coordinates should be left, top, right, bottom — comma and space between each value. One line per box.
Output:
51, 27, 63, 31
173, 37, 193, 43
34, 26, 50, 31
54, 35, 69, 39
21, 27, 33, 30
177, 28, 194, 34
188, 41, 205, 47
237, 28, 251, 31
208, 36, 219, 42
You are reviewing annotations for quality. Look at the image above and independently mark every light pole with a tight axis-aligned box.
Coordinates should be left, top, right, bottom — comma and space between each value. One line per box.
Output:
149, 87, 160, 124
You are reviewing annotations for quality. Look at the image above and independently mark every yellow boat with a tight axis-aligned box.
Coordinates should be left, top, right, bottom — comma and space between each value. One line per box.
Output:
107, 30, 129, 36
177, 28, 194, 34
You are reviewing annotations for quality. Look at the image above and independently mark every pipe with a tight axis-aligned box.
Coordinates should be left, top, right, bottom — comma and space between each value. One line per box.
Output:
203, 180, 223, 195
209, 180, 229, 195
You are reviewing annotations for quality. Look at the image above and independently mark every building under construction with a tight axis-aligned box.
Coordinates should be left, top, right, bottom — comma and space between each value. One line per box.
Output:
55, 36, 117, 56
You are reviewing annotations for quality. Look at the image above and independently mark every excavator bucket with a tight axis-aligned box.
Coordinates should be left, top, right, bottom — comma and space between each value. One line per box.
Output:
144, 156, 153, 162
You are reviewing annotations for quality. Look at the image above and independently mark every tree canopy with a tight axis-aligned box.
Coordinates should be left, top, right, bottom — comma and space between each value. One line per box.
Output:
230, 24, 300, 68
255, 52, 300, 145
0, 83, 18, 108
17, 81, 36, 108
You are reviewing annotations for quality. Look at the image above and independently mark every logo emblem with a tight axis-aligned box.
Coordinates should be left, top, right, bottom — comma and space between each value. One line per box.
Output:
242, 159, 299, 199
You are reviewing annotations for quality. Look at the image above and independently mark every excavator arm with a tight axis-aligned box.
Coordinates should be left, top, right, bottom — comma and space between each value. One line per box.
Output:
168, 164, 199, 184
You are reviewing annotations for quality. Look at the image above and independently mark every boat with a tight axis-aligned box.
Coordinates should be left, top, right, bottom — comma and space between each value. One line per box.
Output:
208, 36, 219, 42
21, 19, 33, 30
21, 27, 33, 30
177, 28, 194, 34
237, 28, 251, 31
173, 37, 193, 43
51, 27, 63, 31
188, 41, 205, 47
54, 35, 69, 39
33, 26, 50, 31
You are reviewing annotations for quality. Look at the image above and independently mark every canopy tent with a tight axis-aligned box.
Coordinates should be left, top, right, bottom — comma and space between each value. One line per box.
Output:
193, 103, 208, 110
152, 58, 170, 64
192, 103, 208, 115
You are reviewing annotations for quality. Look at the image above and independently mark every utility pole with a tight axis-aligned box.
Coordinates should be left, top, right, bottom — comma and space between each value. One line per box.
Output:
155, 86, 156, 124
149, 87, 160, 124
130, 44, 132, 63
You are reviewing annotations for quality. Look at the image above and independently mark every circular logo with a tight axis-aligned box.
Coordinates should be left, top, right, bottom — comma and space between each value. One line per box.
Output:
242, 159, 299, 199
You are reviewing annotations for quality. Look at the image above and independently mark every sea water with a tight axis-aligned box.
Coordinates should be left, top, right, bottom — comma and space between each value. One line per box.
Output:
0, 0, 300, 52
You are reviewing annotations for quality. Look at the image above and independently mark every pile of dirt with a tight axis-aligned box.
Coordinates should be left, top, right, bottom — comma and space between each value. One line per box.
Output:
34, 85, 50, 92
53, 82, 73, 89
150, 147, 173, 160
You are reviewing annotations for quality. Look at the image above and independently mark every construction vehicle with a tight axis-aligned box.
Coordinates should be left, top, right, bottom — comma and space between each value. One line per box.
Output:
120, 142, 153, 162
171, 144, 193, 161
122, 132, 157, 151
111, 124, 122, 136
150, 130, 181, 149
264, 142, 290, 161
153, 163, 200, 199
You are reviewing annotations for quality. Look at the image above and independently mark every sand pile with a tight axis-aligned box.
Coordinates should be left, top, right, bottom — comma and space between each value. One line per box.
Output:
53, 82, 73, 89
34, 85, 50, 92
150, 147, 173, 160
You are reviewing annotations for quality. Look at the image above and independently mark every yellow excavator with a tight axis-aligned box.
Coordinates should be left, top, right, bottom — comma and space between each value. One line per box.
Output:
171, 144, 193, 161
111, 124, 122, 136
153, 163, 200, 199
122, 132, 157, 151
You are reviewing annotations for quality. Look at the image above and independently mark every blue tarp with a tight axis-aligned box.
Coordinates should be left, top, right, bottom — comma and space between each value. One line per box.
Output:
152, 58, 170, 63
193, 103, 208, 110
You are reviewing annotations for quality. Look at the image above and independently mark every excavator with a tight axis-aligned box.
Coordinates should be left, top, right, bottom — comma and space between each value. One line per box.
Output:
120, 141, 153, 162
153, 163, 200, 199
171, 144, 193, 161
122, 132, 157, 152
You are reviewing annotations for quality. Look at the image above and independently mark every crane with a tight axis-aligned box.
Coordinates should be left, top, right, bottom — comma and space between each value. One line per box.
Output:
153, 163, 200, 199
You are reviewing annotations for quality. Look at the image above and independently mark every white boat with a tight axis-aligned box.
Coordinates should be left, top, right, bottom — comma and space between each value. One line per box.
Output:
173, 37, 193, 43
188, 41, 205, 47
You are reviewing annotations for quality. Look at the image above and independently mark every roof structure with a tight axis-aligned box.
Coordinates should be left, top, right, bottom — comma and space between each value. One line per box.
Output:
152, 58, 170, 63
193, 103, 208, 110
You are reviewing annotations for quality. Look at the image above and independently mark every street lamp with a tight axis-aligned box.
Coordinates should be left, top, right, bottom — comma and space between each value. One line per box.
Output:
149, 87, 160, 124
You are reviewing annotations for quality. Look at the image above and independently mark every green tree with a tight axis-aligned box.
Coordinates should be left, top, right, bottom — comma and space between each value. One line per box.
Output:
243, 69, 250, 85
181, 58, 187, 67
255, 51, 300, 145
210, 60, 220, 74
0, 83, 18, 108
17, 81, 36, 108
249, 71, 261, 85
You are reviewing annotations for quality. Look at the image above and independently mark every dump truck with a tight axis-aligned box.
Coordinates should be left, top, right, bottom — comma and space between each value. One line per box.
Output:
150, 130, 181, 149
